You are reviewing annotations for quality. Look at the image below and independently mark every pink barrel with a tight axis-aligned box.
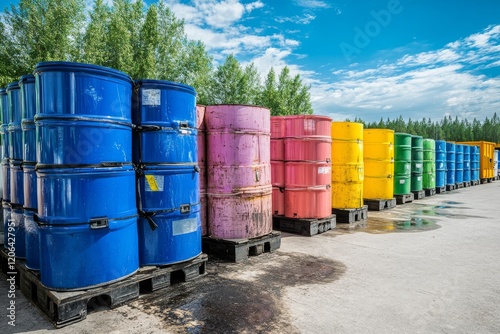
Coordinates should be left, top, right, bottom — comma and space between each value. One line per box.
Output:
206, 105, 272, 239
284, 115, 332, 219
271, 116, 286, 138
271, 116, 285, 215
272, 187, 284, 215
271, 139, 285, 161
196, 105, 207, 236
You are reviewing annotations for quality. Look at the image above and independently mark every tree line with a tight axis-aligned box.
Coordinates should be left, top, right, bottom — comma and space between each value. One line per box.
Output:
352, 113, 500, 144
0, 0, 312, 115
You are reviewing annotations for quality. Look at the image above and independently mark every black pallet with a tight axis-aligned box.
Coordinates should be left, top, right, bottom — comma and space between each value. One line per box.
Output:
332, 205, 368, 224
424, 188, 436, 197
364, 198, 396, 211
0, 249, 207, 328
202, 231, 281, 262
272, 214, 336, 236
436, 186, 447, 194
446, 184, 456, 191
455, 182, 464, 189
471, 180, 480, 186
463, 181, 471, 188
395, 193, 414, 205
481, 178, 493, 184
411, 190, 426, 200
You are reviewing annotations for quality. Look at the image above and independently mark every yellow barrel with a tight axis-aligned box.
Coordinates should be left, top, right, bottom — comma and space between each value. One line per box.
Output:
363, 129, 394, 200
331, 122, 364, 209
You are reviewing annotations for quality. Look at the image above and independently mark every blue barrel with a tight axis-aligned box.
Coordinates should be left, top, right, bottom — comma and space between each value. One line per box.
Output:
7, 82, 23, 161
133, 80, 197, 164
463, 145, 471, 182
137, 164, 201, 265
0, 88, 8, 160
435, 140, 446, 187
23, 163, 39, 270
455, 144, 464, 184
34, 62, 133, 165
446, 142, 455, 185
10, 207, 25, 258
10, 160, 23, 205
1, 160, 10, 202
471, 146, 480, 181
38, 215, 138, 290
20, 74, 36, 163
37, 165, 136, 224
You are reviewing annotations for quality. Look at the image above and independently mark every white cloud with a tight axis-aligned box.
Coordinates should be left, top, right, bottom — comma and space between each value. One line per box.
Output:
275, 14, 316, 25
311, 25, 500, 121
245, 0, 264, 12
293, 0, 331, 9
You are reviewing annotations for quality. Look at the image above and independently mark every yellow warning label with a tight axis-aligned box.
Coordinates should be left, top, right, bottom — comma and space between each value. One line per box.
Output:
145, 175, 159, 191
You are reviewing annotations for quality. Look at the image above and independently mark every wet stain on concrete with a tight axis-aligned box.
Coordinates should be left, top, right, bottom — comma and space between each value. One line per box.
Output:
334, 217, 440, 234
132, 253, 346, 333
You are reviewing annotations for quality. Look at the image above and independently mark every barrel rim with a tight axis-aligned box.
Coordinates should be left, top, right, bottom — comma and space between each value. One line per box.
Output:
0, 88, 6, 94
34, 61, 132, 83
135, 79, 196, 95
363, 128, 394, 133
19, 74, 35, 85
36, 164, 135, 173
6, 81, 20, 91
206, 103, 271, 111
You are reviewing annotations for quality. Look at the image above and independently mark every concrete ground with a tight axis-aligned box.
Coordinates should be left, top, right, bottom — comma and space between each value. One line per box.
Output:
2, 182, 500, 334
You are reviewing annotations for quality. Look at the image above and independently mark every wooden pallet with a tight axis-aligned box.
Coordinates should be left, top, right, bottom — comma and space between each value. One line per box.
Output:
272, 214, 335, 236
411, 190, 426, 200
455, 182, 464, 189
202, 231, 281, 262
395, 193, 414, 205
332, 205, 368, 224
0, 249, 207, 328
435, 186, 447, 194
363, 198, 396, 211
463, 181, 471, 188
446, 184, 456, 191
424, 188, 436, 197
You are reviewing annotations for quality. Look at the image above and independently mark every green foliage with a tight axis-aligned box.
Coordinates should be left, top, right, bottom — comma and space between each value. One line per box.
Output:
0, 0, 85, 85
363, 112, 500, 143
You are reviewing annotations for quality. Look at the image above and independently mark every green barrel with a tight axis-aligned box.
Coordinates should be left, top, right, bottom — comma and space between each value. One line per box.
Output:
411, 135, 424, 192
394, 133, 412, 195
423, 139, 436, 189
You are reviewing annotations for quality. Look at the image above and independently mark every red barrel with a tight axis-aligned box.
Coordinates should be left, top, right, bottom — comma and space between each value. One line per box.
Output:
196, 105, 207, 236
271, 116, 285, 215
283, 115, 332, 219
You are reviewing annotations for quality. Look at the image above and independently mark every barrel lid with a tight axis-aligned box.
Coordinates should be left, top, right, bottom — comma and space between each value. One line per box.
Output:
19, 74, 35, 85
135, 79, 196, 96
6, 81, 20, 92
34, 61, 132, 83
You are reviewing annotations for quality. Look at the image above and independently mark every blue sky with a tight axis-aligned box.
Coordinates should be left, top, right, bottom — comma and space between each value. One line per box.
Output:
2, 0, 499, 122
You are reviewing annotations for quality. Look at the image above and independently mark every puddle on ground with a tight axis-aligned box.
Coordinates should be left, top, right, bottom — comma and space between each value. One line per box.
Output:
334, 217, 440, 234
132, 252, 346, 334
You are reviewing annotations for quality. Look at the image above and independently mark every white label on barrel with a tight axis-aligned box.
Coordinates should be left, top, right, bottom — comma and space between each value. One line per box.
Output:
142, 89, 161, 106
418, 176, 421, 181
145, 175, 164, 191
318, 167, 330, 174
416, 163, 422, 168
172, 218, 198, 236
399, 179, 405, 184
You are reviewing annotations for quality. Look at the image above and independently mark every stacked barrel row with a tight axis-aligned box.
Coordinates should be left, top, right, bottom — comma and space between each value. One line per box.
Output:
206, 105, 272, 239
33, 62, 139, 290
133, 80, 201, 266
423, 139, 436, 190
363, 129, 394, 201
331, 122, 364, 209
270, 115, 332, 219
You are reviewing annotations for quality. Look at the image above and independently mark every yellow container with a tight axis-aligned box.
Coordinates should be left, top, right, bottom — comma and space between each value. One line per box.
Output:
331, 122, 364, 209
458, 141, 495, 179
363, 129, 394, 200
